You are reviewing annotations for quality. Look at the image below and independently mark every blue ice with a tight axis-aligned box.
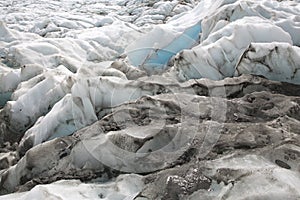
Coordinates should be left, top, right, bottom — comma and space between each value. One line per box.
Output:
47, 123, 77, 141
0, 92, 11, 108
128, 23, 202, 70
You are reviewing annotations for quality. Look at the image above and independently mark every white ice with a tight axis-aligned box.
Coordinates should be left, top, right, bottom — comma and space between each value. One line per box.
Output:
170, 0, 300, 84
0, 174, 144, 200
1, 0, 300, 151
1, 0, 300, 199
19, 75, 154, 147
236, 42, 300, 84
125, 0, 224, 73
173, 16, 293, 81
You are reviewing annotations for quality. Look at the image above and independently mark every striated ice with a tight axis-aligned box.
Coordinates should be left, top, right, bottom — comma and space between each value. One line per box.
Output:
126, 23, 201, 74
1, 66, 74, 136
1, 84, 300, 198
126, 0, 227, 72
18, 75, 154, 147
0, 0, 300, 198
200, 0, 300, 45
235, 42, 300, 84
173, 16, 293, 81
0, 68, 20, 107
0, 174, 144, 200
187, 154, 300, 200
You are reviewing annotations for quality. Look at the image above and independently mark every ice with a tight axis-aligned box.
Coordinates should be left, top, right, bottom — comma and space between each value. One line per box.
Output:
169, 0, 300, 84
126, 23, 201, 73
235, 42, 300, 84
276, 18, 300, 46
0, 65, 21, 107
0, 174, 144, 200
5, 38, 110, 73
200, 0, 300, 45
0, 22, 39, 44
0, 21, 144, 82
1, 0, 299, 149
188, 154, 300, 200
18, 76, 154, 147
109, 60, 147, 80
126, 0, 300, 77
173, 16, 293, 81
1, 66, 73, 135
114, 0, 198, 26
0, 21, 17, 43
0, 0, 300, 198
0, 15, 145, 113
2, 87, 300, 198
126, 0, 224, 73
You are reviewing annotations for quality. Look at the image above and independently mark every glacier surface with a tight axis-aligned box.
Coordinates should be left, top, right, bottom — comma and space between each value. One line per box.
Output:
0, 0, 300, 199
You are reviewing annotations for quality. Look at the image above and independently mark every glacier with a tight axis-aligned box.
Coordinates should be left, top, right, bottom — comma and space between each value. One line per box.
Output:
0, 174, 144, 200
126, 0, 224, 73
173, 16, 293, 80
126, 22, 201, 73
236, 42, 300, 83
0, 0, 300, 199
171, 0, 300, 82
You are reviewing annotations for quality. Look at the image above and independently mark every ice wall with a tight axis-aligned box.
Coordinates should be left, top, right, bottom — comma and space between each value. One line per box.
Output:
126, 0, 224, 73
235, 42, 300, 84
126, 23, 201, 73
172, 0, 300, 84
174, 16, 293, 81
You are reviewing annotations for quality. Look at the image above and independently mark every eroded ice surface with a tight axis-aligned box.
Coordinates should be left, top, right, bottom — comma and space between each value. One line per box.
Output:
0, 0, 299, 155
1, 83, 300, 198
172, 0, 300, 82
0, 0, 299, 150
0, 174, 144, 200
236, 42, 300, 84
0, 0, 300, 199
125, 0, 224, 72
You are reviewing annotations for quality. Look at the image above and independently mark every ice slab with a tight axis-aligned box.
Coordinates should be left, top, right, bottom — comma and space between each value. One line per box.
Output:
0, 174, 144, 200
235, 42, 300, 84
126, 0, 224, 73
173, 16, 293, 81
